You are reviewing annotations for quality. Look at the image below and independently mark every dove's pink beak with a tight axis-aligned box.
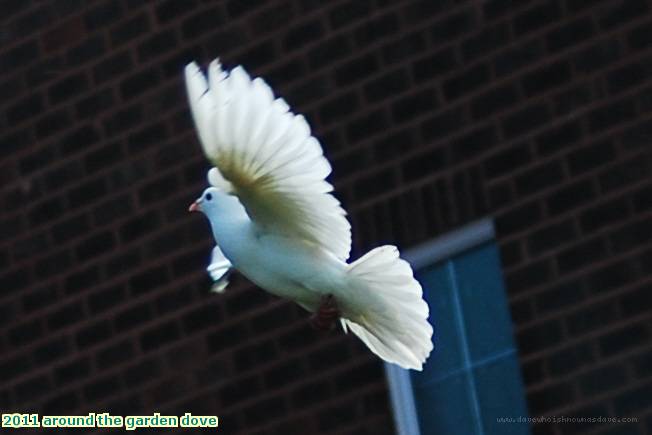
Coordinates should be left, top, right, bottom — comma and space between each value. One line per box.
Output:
188, 201, 201, 212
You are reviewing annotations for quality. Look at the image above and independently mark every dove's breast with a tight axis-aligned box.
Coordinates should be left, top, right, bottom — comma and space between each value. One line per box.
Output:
227, 227, 347, 310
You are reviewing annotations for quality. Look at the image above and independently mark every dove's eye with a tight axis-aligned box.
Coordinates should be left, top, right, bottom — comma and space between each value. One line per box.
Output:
205, 193, 213, 201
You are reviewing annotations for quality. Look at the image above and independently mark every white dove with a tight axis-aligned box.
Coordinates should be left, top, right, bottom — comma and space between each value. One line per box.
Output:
185, 59, 433, 370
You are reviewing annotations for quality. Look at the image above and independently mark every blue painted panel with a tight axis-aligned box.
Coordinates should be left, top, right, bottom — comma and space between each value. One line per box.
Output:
452, 243, 516, 362
413, 371, 477, 435
473, 353, 530, 435
413, 262, 464, 388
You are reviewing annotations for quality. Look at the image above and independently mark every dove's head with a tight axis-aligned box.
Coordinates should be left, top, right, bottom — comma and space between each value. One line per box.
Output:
188, 187, 245, 221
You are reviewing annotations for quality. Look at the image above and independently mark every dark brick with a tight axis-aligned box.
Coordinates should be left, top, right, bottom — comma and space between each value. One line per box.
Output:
628, 19, 652, 50
97, 340, 136, 369
494, 39, 545, 77
123, 358, 161, 386
76, 232, 115, 260
59, 124, 101, 157
515, 160, 564, 196
51, 213, 88, 244
15, 375, 51, 403
76, 319, 112, 349
35, 250, 73, 279
547, 342, 595, 376
391, 89, 438, 123
470, 84, 518, 119
66, 35, 105, 66
0, 39, 39, 70
354, 13, 399, 47
443, 63, 490, 101
502, 103, 550, 139
35, 109, 72, 139
599, 323, 650, 357
240, 40, 276, 70
156, 0, 197, 23
614, 381, 652, 415
120, 68, 160, 100
335, 53, 380, 86
88, 284, 126, 314
528, 219, 577, 256
402, 146, 447, 182
181, 302, 221, 333
521, 61, 571, 97
606, 58, 652, 95
84, 1, 123, 28
330, 0, 371, 28
567, 300, 619, 336
309, 35, 352, 69
382, 32, 427, 64
93, 51, 133, 84
285, 19, 325, 50
346, 110, 388, 144
529, 382, 574, 414
114, 302, 152, 332
547, 180, 596, 215
29, 196, 65, 226
413, 49, 457, 85
505, 258, 552, 293
48, 300, 84, 330
130, 265, 169, 296
553, 83, 593, 116
535, 279, 584, 314
484, 143, 531, 179
589, 99, 636, 133
23, 285, 58, 313
557, 238, 608, 274
103, 104, 143, 136
586, 258, 640, 295
156, 284, 194, 313
76, 88, 115, 119
110, 12, 150, 47
137, 30, 178, 62
8, 319, 42, 346
68, 178, 107, 208
535, 121, 582, 156
84, 375, 121, 401
319, 92, 359, 125
546, 16, 594, 52
513, 0, 561, 36
574, 38, 622, 73
34, 336, 70, 364
181, 7, 224, 39
8, 94, 44, 125
141, 321, 181, 351
403, 0, 444, 24
363, 68, 409, 103
431, 8, 475, 41
461, 24, 509, 61
598, 0, 648, 30
0, 354, 33, 378
451, 125, 497, 163
567, 139, 615, 176
580, 198, 630, 234
420, 107, 467, 142
55, 357, 91, 385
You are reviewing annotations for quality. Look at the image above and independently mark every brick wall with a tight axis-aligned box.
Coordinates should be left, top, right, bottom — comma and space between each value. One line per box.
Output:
1, 0, 651, 434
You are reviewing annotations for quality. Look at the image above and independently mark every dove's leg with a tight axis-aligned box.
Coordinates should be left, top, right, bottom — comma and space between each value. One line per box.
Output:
310, 294, 340, 331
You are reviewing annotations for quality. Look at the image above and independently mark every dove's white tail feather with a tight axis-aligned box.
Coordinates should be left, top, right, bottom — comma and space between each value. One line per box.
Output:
342, 246, 433, 370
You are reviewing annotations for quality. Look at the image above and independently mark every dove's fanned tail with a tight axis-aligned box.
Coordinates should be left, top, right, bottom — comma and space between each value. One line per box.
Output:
342, 246, 433, 370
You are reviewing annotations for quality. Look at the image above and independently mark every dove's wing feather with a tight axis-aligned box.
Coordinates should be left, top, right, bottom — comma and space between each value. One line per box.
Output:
185, 61, 352, 261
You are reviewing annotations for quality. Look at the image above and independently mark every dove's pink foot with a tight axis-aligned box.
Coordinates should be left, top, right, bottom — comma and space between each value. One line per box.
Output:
310, 294, 340, 331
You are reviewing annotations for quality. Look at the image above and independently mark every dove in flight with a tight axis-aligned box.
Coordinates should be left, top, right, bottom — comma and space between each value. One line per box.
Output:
185, 59, 433, 370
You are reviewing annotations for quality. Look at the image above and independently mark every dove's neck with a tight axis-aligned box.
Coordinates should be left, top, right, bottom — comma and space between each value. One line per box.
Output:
205, 203, 253, 262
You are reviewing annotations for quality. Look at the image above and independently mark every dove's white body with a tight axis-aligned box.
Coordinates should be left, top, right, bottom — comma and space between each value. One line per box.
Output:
186, 59, 433, 370
207, 203, 347, 312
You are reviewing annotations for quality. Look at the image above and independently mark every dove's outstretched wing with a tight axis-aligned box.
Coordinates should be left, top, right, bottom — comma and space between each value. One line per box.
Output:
185, 60, 352, 261
207, 245, 232, 293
